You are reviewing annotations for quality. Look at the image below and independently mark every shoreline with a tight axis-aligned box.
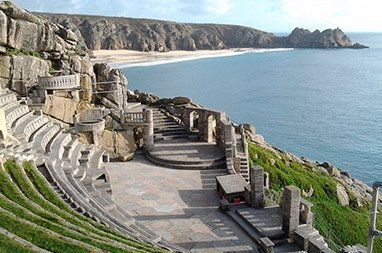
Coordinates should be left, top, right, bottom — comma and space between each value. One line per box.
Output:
91, 48, 293, 68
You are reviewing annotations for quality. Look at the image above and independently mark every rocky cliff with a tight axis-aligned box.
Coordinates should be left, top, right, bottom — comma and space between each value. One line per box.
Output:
37, 13, 367, 51
0, 1, 128, 111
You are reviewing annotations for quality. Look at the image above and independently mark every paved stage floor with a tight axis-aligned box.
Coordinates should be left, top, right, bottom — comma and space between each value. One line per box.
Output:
106, 154, 258, 253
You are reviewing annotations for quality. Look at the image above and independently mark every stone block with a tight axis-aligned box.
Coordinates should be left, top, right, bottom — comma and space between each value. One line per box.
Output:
259, 237, 274, 253
281, 185, 301, 237
250, 165, 265, 208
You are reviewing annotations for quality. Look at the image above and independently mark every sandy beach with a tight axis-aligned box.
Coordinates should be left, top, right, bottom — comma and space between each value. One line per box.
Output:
91, 48, 291, 67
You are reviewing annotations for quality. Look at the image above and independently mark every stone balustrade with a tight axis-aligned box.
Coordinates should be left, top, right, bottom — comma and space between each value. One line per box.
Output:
38, 75, 80, 90
0, 92, 17, 107
123, 112, 147, 124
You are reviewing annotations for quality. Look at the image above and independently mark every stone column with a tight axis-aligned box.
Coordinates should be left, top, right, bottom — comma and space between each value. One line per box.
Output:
281, 185, 301, 237
250, 165, 265, 208
143, 109, 154, 149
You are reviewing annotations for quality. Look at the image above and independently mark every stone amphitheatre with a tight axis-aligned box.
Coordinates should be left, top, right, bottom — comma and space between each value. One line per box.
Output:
0, 2, 370, 253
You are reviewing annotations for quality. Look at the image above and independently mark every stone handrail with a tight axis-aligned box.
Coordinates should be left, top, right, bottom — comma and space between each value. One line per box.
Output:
38, 75, 80, 90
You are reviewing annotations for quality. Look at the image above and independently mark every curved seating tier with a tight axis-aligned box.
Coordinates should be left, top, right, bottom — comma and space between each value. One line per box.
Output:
0, 89, 183, 252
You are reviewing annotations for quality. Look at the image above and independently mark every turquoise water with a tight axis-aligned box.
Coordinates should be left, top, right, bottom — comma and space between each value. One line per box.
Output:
123, 34, 382, 184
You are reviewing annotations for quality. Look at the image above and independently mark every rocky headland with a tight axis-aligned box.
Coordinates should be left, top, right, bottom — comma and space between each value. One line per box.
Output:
36, 12, 368, 52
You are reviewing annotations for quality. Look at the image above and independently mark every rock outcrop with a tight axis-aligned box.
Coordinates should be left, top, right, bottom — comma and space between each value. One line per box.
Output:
280, 27, 368, 49
36, 13, 367, 51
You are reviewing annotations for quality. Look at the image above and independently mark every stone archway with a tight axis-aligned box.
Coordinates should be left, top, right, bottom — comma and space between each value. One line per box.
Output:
207, 114, 217, 143
189, 111, 200, 133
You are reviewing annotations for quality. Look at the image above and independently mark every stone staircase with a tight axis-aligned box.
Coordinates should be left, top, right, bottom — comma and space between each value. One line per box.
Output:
152, 108, 188, 141
0, 88, 183, 252
294, 225, 333, 253
147, 107, 226, 170
235, 132, 250, 181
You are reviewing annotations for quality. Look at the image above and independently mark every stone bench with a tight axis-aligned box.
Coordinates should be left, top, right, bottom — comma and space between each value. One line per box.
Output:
4, 103, 29, 129
11, 110, 35, 129
69, 142, 85, 170
14, 114, 48, 141
50, 132, 72, 159
0, 90, 17, 107
24, 117, 49, 142
29, 121, 52, 142
62, 137, 79, 160
32, 124, 61, 153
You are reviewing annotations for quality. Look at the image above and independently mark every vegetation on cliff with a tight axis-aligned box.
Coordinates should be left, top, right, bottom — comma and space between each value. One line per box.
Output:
248, 142, 381, 251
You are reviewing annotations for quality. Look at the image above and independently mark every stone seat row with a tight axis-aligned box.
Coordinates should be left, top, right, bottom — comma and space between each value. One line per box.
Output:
0, 89, 182, 252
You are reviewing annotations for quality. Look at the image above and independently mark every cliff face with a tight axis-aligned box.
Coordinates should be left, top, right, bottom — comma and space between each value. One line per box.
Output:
37, 13, 367, 51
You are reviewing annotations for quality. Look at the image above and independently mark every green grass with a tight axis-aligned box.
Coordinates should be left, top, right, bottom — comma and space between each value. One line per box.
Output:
5, 47, 40, 58
0, 160, 167, 253
248, 142, 382, 252
0, 232, 38, 253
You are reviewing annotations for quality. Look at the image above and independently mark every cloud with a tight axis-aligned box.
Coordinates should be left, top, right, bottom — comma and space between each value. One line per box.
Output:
280, 0, 382, 31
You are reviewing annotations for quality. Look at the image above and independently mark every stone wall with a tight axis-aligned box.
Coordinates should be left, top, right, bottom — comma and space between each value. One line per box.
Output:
182, 107, 226, 147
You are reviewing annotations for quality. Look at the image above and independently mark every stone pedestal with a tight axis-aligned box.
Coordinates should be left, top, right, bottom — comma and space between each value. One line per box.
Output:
250, 165, 264, 208
281, 185, 301, 237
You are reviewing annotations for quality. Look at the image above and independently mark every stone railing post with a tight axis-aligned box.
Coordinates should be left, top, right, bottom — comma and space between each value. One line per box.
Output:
250, 165, 265, 208
281, 185, 301, 237
143, 109, 154, 149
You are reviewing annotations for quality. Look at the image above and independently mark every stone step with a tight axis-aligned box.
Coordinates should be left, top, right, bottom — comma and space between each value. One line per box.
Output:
147, 150, 226, 166
154, 134, 189, 141
226, 208, 261, 244
235, 209, 285, 240
146, 151, 226, 170
154, 126, 185, 133
153, 121, 180, 127
157, 130, 188, 136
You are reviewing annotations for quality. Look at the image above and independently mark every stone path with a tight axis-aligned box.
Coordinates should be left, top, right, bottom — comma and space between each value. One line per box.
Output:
106, 155, 258, 253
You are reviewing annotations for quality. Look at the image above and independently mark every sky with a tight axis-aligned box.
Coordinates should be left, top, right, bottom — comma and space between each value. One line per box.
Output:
13, 0, 382, 33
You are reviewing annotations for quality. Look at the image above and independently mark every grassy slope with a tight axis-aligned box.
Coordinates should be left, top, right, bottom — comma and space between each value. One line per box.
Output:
248, 142, 382, 252
0, 160, 166, 253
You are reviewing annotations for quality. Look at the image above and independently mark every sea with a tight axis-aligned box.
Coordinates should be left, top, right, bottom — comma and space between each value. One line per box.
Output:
122, 33, 382, 185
